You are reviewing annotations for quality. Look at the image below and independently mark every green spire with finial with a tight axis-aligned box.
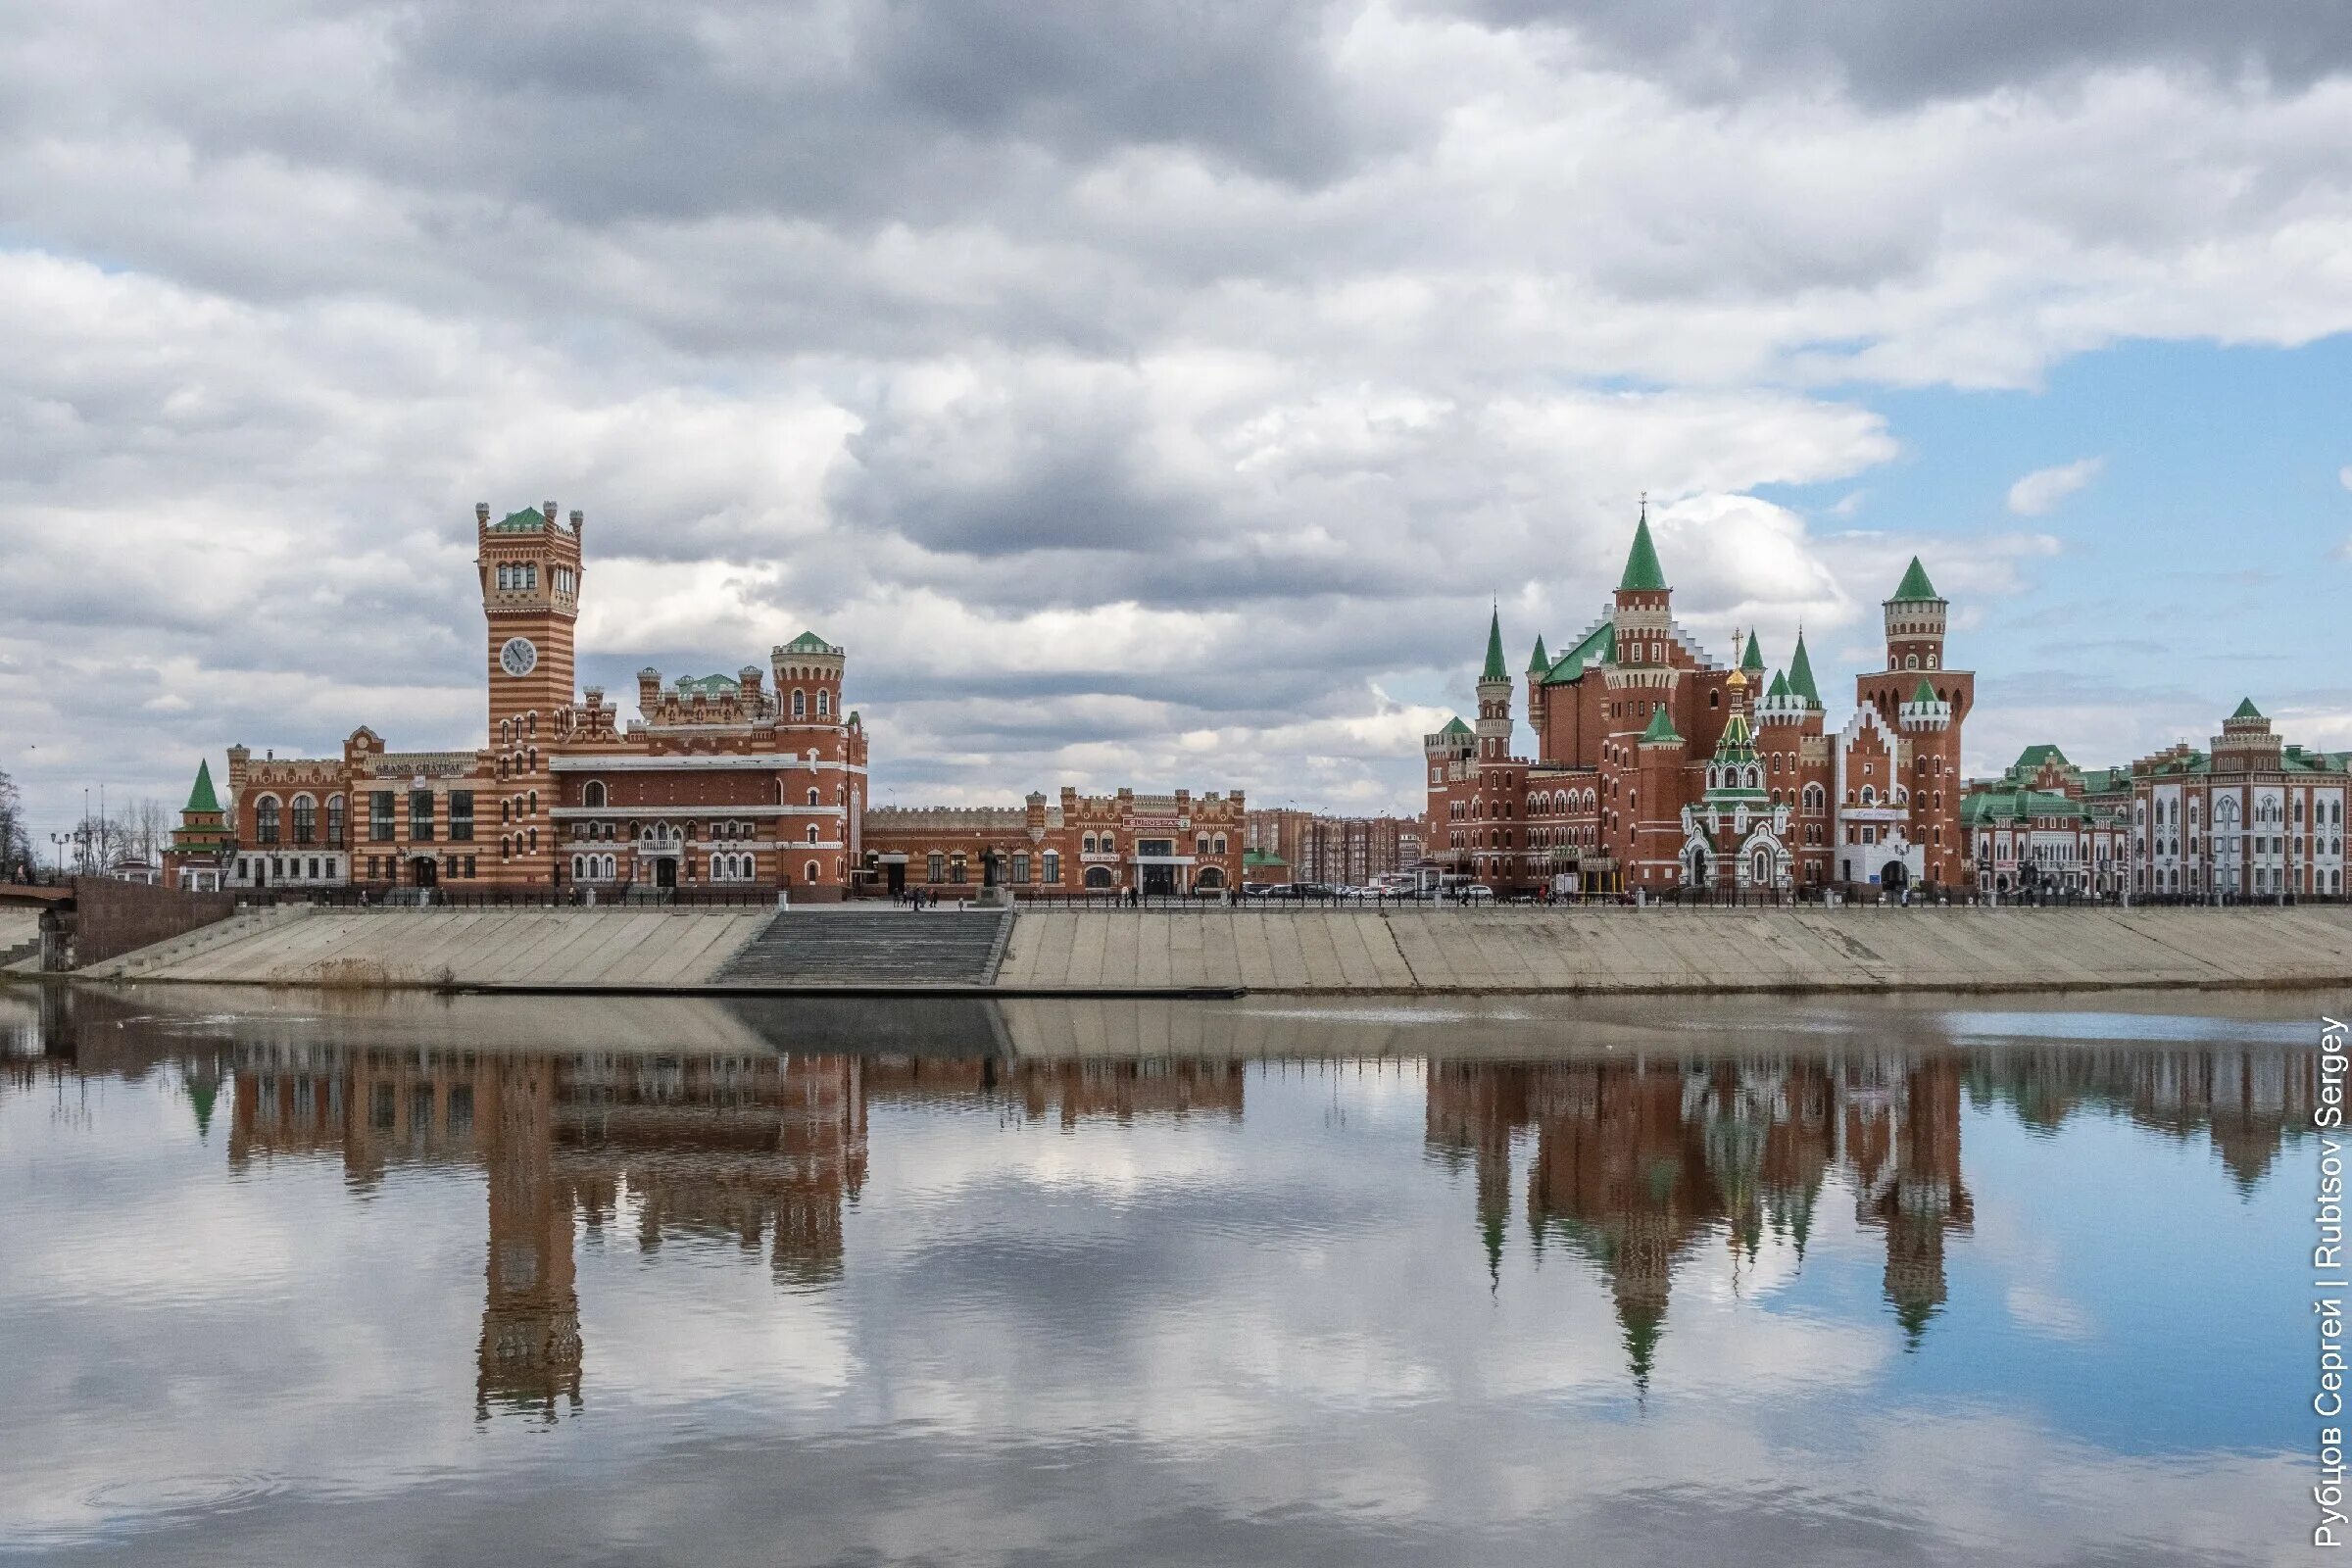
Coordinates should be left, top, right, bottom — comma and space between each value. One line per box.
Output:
1481, 603, 1509, 682
1787, 628, 1822, 709
1891, 556, 1940, 602
1526, 633, 1549, 675
1618, 500, 1668, 592
1740, 629, 1764, 671
184, 759, 221, 815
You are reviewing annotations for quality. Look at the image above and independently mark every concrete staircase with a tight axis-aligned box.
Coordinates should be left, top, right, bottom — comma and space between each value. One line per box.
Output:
715, 908, 1013, 987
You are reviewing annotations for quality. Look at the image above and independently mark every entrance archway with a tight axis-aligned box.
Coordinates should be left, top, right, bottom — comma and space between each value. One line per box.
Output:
409, 856, 438, 889
1083, 865, 1115, 889
1880, 859, 1910, 892
1195, 866, 1224, 891
1685, 847, 1709, 888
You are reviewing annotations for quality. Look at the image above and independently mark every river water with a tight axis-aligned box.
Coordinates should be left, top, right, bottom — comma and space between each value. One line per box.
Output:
0, 985, 2333, 1566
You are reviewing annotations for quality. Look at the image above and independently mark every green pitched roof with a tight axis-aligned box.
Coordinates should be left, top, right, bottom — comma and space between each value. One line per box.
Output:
2230, 697, 2263, 720
783, 630, 837, 654
1543, 621, 1615, 685
1786, 630, 1822, 708
1911, 678, 1938, 704
1740, 629, 1764, 671
1765, 669, 1789, 700
184, 759, 221, 815
1440, 716, 1473, 737
1526, 634, 1549, 675
675, 673, 740, 696
1619, 509, 1668, 592
1481, 607, 1509, 682
2010, 743, 2071, 773
491, 507, 549, 532
1890, 556, 1940, 602
1640, 706, 1683, 744
1711, 709, 1757, 764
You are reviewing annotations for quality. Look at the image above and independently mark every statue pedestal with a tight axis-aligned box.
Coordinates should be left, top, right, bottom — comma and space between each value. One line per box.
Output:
971, 885, 1016, 910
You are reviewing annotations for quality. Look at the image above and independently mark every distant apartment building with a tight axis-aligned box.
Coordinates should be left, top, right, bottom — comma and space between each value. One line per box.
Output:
1244, 809, 1429, 886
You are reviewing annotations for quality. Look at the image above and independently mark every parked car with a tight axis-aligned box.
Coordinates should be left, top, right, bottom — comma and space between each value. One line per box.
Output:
1454, 884, 1495, 905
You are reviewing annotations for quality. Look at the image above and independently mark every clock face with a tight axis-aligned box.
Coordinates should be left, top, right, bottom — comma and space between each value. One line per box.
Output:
500, 636, 539, 678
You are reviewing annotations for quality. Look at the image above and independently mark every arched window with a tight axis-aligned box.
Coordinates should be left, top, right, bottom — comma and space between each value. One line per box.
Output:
291, 795, 318, 844
806, 824, 820, 845
255, 796, 281, 845
1011, 852, 1031, 884
792, 689, 807, 719
807, 787, 820, 807
816, 690, 830, 717
1905, 654, 1918, 669
1043, 851, 1061, 884
584, 780, 607, 808
326, 796, 345, 845
1214, 834, 1227, 855
806, 860, 821, 883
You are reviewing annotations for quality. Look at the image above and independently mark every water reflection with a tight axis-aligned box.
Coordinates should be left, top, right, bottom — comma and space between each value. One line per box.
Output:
3, 984, 2316, 1415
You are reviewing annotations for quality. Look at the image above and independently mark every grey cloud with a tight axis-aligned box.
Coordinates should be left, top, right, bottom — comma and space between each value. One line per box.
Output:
1453, 0, 2352, 106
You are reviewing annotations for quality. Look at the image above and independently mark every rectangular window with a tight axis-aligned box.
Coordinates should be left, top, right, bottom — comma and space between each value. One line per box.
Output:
926, 852, 945, 883
370, 791, 396, 842
464, 856, 476, 879
1012, 852, 1031, 884
410, 791, 435, 842
449, 791, 475, 842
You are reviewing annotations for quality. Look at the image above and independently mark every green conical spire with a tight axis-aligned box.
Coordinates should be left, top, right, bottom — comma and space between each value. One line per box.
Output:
1911, 678, 1938, 704
1890, 556, 1940, 602
1766, 668, 1789, 700
1618, 505, 1668, 593
1787, 629, 1822, 709
1526, 633, 1549, 675
1740, 629, 1764, 671
1640, 706, 1683, 745
2231, 697, 2263, 720
1481, 605, 1509, 682
184, 759, 221, 815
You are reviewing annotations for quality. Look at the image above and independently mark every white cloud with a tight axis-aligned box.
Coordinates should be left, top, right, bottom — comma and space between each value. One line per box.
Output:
2005, 457, 2105, 515
2338, 465, 2352, 491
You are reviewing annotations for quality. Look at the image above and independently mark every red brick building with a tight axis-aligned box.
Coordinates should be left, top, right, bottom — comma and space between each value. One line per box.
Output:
1426, 509, 1973, 896
859, 787, 1245, 897
188, 502, 870, 897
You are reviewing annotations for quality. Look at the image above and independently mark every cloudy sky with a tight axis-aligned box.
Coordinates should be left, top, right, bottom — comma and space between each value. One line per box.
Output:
4, 0, 2351, 839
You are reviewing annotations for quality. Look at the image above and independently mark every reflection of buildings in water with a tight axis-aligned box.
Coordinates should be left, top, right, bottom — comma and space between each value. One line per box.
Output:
1430, 1054, 1981, 1385
226, 1046, 867, 1417
858, 1055, 1247, 1129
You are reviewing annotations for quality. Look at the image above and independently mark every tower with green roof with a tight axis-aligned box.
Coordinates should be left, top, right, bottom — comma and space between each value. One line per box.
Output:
165, 758, 234, 890
1883, 555, 1947, 675
1475, 604, 1515, 760
1611, 500, 1676, 700
1854, 555, 1974, 894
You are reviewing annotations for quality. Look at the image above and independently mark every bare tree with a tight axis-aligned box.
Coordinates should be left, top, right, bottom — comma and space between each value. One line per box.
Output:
0, 770, 27, 881
126, 797, 170, 863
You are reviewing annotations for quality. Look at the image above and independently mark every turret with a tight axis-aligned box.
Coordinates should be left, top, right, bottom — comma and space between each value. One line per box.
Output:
1475, 606, 1513, 760
1757, 668, 1806, 727
1786, 630, 1824, 712
772, 630, 846, 725
1611, 503, 1673, 664
1525, 634, 1549, 728
1899, 677, 1952, 732
1885, 557, 1947, 673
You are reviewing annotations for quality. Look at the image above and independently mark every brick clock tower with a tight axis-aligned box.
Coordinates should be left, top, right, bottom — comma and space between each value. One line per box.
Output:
476, 502, 582, 887
477, 502, 582, 737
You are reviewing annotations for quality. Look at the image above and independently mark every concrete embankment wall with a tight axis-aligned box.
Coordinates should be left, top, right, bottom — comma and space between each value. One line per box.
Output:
50, 904, 2352, 995
76, 906, 771, 989
993, 906, 2352, 994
